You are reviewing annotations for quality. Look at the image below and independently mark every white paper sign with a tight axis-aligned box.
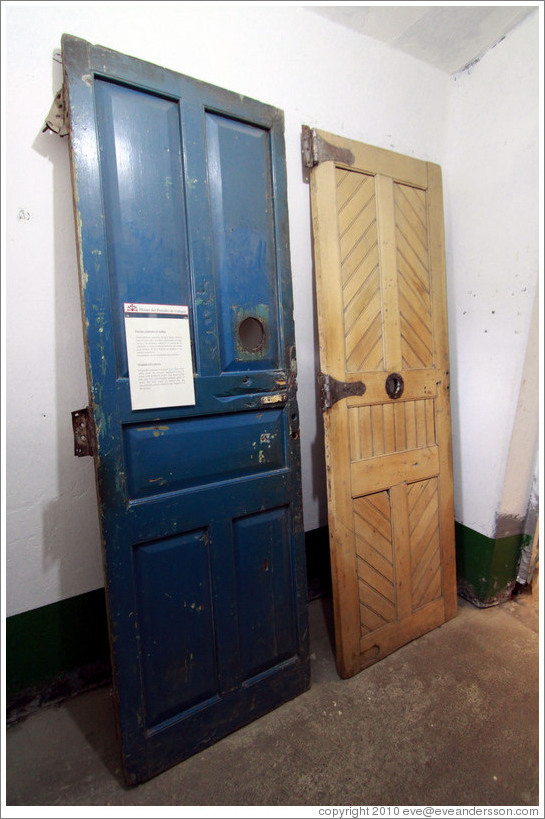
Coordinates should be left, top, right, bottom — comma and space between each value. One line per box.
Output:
124, 303, 195, 411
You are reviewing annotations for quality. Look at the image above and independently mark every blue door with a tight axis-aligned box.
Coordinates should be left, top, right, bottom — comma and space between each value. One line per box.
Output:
62, 35, 309, 784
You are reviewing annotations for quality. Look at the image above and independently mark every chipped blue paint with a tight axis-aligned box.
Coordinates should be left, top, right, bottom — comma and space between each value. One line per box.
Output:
63, 33, 309, 786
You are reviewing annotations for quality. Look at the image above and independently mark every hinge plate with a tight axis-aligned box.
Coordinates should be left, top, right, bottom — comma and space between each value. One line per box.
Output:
71, 407, 96, 457
43, 86, 69, 137
318, 373, 366, 412
301, 125, 355, 168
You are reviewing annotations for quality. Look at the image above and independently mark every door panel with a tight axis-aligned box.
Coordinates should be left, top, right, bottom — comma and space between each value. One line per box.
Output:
122, 409, 286, 499
206, 113, 280, 372
307, 128, 456, 679
94, 77, 193, 378
133, 528, 218, 729
233, 506, 297, 680
63, 35, 309, 784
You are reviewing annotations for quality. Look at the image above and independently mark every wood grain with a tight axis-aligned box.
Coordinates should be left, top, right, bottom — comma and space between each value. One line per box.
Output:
308, 130, 456, 678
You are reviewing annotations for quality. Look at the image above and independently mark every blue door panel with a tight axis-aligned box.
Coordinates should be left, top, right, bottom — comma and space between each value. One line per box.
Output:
62, 34, 309, 785
123, 408, 286, 500
233, 507, 297, 681
206, 113, 279, 372
94, 78, 193, 379
133, 529, 218, 729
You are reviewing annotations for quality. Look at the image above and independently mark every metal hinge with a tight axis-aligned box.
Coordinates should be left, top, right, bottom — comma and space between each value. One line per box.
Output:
71, 407, 96, 457
301, 125, 355, 169
42, 86, 69, 137
318, 373, 366, 412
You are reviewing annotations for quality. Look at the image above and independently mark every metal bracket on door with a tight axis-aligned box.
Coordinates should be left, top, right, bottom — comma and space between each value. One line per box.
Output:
301, 125, 355, 168
319, 373, 366, 412
42, 86, 70, 137
71, 407, 96, 457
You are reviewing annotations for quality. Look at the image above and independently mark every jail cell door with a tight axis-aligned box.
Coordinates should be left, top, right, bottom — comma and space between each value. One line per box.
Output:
62, 34, 309, 784
306, 128, 456, 679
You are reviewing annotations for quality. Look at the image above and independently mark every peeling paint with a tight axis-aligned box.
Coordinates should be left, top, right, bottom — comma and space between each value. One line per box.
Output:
262, 393, 285, 405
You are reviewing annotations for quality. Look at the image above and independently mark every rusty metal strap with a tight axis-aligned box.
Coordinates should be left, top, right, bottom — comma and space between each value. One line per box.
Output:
71, 407, 95, 457
318, 373, 366, 412
301, 125, 355, 168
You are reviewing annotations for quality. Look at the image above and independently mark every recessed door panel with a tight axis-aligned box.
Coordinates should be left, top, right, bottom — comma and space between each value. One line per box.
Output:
123, 409, 286, 500
133, 529, 217, 730
206, 112, 280, 372
94, 79, 193, 378
233, 507, 297, 681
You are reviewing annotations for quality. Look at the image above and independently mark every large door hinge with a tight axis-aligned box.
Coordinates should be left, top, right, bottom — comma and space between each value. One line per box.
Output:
318, 373, 366, 412
71, 407, 96, 457
43, 86, 69, 137
301, 125, 355, 169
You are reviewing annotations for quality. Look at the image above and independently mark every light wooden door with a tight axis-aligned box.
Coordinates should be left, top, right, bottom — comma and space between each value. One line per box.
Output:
306, 128, 456, 679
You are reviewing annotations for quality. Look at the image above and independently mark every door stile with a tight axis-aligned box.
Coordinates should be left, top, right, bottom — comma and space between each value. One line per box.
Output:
375, 174, 402, 371
390, 482, 413, 621
310, 161, 361, 678
426, 163, 457, 620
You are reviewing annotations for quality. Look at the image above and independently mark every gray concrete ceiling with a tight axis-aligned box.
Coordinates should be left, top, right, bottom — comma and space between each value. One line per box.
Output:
306, 5, 537, 74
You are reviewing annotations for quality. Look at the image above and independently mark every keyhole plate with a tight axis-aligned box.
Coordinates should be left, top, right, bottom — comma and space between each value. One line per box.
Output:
385, 372, 404, 399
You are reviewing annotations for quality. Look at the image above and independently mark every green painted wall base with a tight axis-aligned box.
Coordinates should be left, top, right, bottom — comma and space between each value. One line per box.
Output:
455, 521, 528, 607
6, 587, 111, 719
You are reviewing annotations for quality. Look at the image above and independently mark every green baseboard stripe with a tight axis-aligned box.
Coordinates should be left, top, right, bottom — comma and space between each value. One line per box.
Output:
6, 587, 111, 706
455, 521, 528, 607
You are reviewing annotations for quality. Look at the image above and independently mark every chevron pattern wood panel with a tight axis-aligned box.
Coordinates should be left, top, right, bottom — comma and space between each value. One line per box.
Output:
336, 169, 383, 373
348, 399, 436, 462
394, 183, 434, 369
310, 129, 456, 679
407, 478, 442, 611
354, 491, 396, 636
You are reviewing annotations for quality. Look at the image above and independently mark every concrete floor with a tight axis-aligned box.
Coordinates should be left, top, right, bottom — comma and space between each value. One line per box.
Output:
5, 579, 541, 808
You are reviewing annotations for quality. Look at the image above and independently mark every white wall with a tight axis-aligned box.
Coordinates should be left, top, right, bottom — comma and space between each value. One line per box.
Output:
4, 4, 538, 617
498, 290, 539, 534
442, 12, 539, 538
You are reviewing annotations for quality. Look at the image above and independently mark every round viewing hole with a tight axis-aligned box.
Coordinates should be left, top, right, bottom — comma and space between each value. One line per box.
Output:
238, 316, 265, 351
385, 372, 404, 399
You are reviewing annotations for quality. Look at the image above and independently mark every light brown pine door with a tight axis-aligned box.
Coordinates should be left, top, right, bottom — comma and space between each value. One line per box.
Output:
307, 129, 456, 679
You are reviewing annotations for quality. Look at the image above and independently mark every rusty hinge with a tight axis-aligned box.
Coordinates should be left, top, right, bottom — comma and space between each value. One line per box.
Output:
71, 407, 96, 457
318, 373, 366, 412
42, 86, 69, 137
301, 125, 355, 169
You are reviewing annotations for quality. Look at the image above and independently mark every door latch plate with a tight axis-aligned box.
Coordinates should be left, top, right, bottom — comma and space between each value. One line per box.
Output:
319, 373, 366, 412
71, 407, 96, 457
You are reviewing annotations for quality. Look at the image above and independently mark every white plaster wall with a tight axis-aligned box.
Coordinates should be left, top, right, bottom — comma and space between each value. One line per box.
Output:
442, 12, 539, 538
4, 3, 451, 616
498, 290, 539, 531
5, 4, 538, 617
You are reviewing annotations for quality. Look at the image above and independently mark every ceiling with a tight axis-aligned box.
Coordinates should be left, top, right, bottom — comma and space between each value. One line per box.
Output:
306, 5, 537, 74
